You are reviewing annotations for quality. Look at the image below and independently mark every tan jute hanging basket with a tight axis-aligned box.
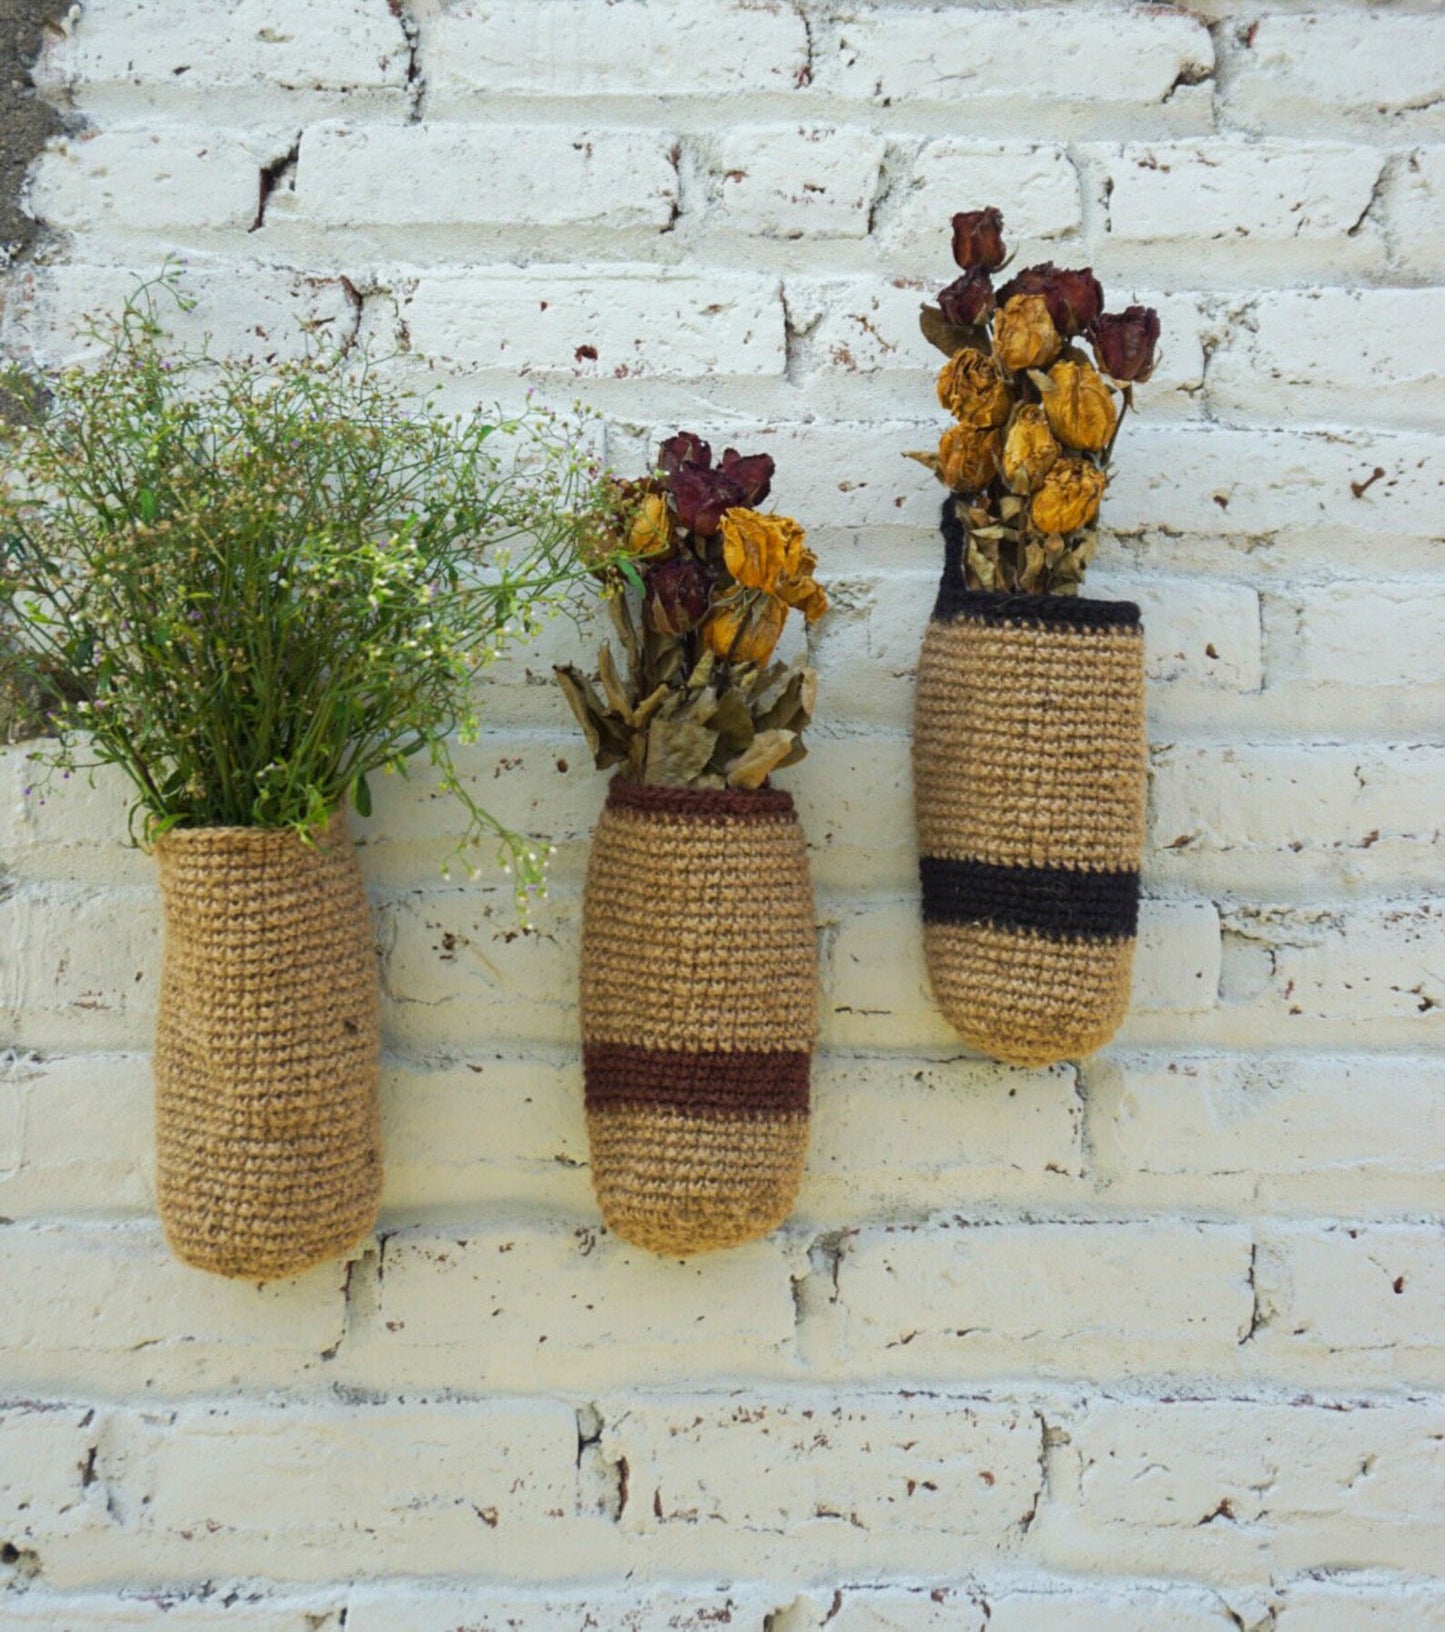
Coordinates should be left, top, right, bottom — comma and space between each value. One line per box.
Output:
580, 779, 817, 1256
152, 812, 382, 1279
914, 501, 1147, 1067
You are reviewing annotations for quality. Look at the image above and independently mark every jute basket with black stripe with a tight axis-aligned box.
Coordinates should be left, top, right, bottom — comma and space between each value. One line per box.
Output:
580, 779, 817, 1256
914, 499, 1147, 1067
153, 812, 383, 1279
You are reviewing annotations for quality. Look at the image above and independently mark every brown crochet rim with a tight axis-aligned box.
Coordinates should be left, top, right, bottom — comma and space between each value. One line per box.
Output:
606, 777, 796, 821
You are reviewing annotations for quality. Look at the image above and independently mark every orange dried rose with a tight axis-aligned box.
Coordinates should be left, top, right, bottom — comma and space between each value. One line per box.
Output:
627, 492, 674, 557
935, 348, 1010, 427
1001, 406, 1060, 494
937, 423, 1002, 493
720, 507, 806, 594
1042, 358, 1117, 452
1030, 458, 1106, 534
994, 293, 1061, 372
703, 588, 788, 666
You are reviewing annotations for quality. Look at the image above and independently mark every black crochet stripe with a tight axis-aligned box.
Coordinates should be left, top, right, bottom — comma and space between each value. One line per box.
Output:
920, 854, 1140, 940
933, 497, 1140, 630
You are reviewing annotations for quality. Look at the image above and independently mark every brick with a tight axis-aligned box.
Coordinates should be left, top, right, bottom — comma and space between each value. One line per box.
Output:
396, 268, 785, 378
338, 1223, 799, 1390
818, 8, 1213, 123
1210, 290, 1445, 430
0, 1223, 347, 1395
890, 142, 1081, 261
294, 123, 678, 230
0, 882, 160, 1052
1220, 901, 1445, 1045
823, 1584, 1233, 1631
0, 1595, 346, 1632
347, 1587, 781, 1632
1277, 583, 1445, 689
1038, 1399, 1445, 1580
0, 265, 360, 373
1102, 141, 1386, 269
1149, 742, 1445, 894
28, 131, 263, 233
0, 1403, 111, 1557
422, 0, 808, 110
39, 0, 411, 120
1255, 1224, 1445, 1386
1276, 1580, 1445, 1630
1227, 13, 1445, 135
606, 1394, 1044, 1570
1390, 147, 1445, 276
714, 127, 886, 240
822, 1221, 1253, 1379
1088, 1053, 1445, 1213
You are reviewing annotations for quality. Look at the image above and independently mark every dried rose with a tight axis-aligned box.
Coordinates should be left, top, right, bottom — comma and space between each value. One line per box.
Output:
777, 546, 828, 623
720, 507, 807, 594
703, 588, 788, 666
951, 207, 1007, 272
936, 348, 1011, 426
937, 422, 1002, 493
1041, 358, 1117, 452
994, 294, 1062, 372
1091, 306, 1161, 383
998, 263, 1104, 338
718, 447, 775, 506
644, 554, 714, 636
1000, 406, 1060, 494
671, 462, 744, 535
658, 431, 712, 478
937, 270, 995, 328
1031, 458, 1106, 534
627, 492, 675, 557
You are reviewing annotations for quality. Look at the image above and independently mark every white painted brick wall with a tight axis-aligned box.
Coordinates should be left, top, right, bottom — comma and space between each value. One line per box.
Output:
4, 0, 1444, 1625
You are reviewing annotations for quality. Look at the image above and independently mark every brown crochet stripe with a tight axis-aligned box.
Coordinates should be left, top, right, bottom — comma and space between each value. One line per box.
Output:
584, 1043, 810, 1117
913, 614, 1147, 875
606, 777, 797, 822
923, 916, 1135, 1067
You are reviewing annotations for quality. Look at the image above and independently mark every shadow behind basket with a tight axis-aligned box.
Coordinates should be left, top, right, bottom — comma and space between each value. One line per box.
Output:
153, 813, 382, 1279
580, 780, 817, 1256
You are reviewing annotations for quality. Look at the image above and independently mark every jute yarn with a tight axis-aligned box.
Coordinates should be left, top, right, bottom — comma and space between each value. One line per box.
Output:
913, 498, 1147, 1066
153, 812, 382, 1278
580, 779, 817, 1256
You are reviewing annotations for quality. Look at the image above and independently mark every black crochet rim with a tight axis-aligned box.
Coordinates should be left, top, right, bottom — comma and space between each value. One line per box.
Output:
934, 497, 1140, 629
920, 854, 1140, 941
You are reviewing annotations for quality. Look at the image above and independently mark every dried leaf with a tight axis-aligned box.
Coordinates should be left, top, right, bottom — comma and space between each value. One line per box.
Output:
966, 540, 997, 591
725, 728, 797, 790
919, 303, 989, 358
597, 642, 632, 722
903, 450, 942, 474
554, 665, 628, 769
631, 683, 670, 730
645, 712, 718, 786
712, 687, 756, 755
607, 591, 640, 673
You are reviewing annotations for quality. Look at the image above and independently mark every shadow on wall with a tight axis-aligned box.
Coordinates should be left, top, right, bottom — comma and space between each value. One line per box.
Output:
0, 0, 71, 262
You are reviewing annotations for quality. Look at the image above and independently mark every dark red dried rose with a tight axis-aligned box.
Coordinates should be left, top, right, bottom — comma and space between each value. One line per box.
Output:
950, 207, 1007, 272
645, 553, 714, 636
937, 270, 996, 328
1090, 306, 1161, 383
719, 448, 775, 507
997, 263, 1103, 338
671, 462, 744, 535
658, 431, 712, 478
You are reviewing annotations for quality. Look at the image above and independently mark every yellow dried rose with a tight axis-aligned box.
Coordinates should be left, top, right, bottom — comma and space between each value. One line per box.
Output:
937, 423, 1002, 493
778, 546, 829, 623
703, 588, 788, 666
994, 293, 1061, 372
1000, 406, 1060, 494
1042, 358, 1117, 452
720, 507, 806, 594
627, 492, 674, 557
936, 348, 1010, 427
1030, 457, 1106, 534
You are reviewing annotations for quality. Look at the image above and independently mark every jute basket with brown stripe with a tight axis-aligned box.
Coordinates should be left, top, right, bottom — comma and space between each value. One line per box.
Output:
914, 500, 1147, 1067
580, 779, 817, 1256
153, 812, 383, 1279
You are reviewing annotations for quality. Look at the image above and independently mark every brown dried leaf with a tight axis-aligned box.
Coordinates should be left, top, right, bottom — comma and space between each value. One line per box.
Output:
554, 665, 628, 770
919, 303, 989, 358
725, 728, 797, 790
645, 712, 718, 786
712, 687, 756, 755
597, 642, 633, 722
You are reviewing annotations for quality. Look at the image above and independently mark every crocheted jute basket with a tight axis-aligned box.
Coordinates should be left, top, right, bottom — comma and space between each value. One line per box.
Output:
913, 498, 1147, 1067
580, 779, 817, 1256
152, 812, 383, 1279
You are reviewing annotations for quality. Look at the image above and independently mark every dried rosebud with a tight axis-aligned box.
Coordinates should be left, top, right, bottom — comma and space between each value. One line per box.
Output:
998, 263, 1104, 338
645, 553, 713, 636
994, 294, 1062, 372
937, 422, 1002, 493
936, 348, 1011, 426
627, 492, 675, 558
1091, 306, 1161, 383
1000, 405, 1061, 494
658, 431, 712, 478
1030, 457, 1106, 534
703, 588, 788, 667
937, 270, 995, 328
718, 447, 775, 506
1041, 358, 1117, 452
671, 462, 744, 535
951, 207, 1007, 272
